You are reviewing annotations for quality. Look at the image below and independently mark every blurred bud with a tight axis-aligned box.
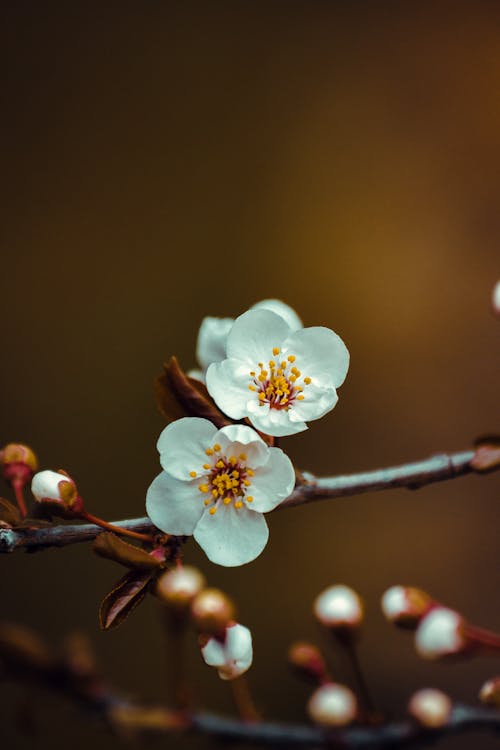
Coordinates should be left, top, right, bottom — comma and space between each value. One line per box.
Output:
415, 607, 467, 660
479, 676, 500, 707
408, 688, 452, 728
155, 565, 206, 609
31, 470, 80, 509
201, 622, 253, 680
492, 280, 500, 316
0, 443, 38, 488
313, 585, 364, 633
288, 641, 329, 685
381, 586, 433, 629
191, 587, 236, 636
307, 682, 358, 727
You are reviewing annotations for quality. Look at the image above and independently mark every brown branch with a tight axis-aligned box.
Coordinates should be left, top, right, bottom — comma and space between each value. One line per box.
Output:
0, 447, 495, 554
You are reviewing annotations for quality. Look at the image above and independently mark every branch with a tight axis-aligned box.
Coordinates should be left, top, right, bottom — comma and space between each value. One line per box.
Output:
0, 447, 495, 553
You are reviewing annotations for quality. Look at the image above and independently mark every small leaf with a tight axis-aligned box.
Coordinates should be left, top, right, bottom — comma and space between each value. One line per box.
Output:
0, 498, 21, 526
0, 623, 54, 673
471, 435, 500, 473
93, 532, 162, 571
99, 570, 153, 630
155, 356, 231, 428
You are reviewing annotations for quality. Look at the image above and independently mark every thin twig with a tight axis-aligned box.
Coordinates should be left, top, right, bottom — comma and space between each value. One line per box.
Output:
0, 448, 493, 554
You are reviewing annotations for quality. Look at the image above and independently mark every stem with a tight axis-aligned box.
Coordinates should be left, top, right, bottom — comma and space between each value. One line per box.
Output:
13, 481, 27, 518
467, 625, 500, 652
230, 676, 260, 723
164, 609, 191, 710
344, 640, 376, 719
78, 510, 156, 544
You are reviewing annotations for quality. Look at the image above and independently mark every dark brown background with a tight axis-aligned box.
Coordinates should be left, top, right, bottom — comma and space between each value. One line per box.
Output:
1, 2, 499, 748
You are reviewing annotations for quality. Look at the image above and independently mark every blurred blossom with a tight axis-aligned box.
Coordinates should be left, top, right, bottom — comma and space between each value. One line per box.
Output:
201, 622, 253, 680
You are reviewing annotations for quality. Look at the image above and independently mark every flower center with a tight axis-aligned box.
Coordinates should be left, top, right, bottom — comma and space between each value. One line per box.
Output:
193, 445, 255, 516
248, 349, 311, 410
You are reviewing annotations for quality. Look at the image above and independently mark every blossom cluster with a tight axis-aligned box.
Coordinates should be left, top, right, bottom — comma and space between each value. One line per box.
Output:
146, 299, 349, 567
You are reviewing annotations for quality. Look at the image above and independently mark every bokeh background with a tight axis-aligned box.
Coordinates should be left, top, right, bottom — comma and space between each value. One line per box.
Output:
1, 2, 499, 748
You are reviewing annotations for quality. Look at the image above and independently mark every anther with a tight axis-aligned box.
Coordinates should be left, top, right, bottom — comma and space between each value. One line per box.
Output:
205, 448, 213, 456
209, 507, 217, 516
203, 463, 211, 470
234, 501, 243, 509
199, 484, 209, 493
213, 444, 221, 452
239, 453, 247, 460
216, 460, 224, 469
189, 471, 197, 477
273, 347, 280, 355
246, 496, 254, 503
304, 377, 311, 385
287, 355, 296, 362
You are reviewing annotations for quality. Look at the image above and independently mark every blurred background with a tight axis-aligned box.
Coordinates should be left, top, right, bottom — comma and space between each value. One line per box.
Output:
1, 2, 499, 748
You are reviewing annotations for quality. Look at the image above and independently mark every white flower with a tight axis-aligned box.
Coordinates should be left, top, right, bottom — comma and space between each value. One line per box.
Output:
146, 417, 295, 566
190, 300, 302, 382
206, 308, 349, 437
201, 622, 253, 680
415, 607, 466, 659
408, 688, 452, 728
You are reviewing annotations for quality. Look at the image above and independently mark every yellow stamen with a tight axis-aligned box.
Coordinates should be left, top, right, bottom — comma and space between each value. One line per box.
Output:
246, 496, 254, 503
229, 456, 237, 465
234, 501, 243, 509
246, 468, 254, 476
212, 489, 219, 498
273, 347, 280, 355
213, 444, 221, 452
243, 479, 251, 487
281, 361, 287, 369
287, 355, 296, 362
239, 453, 247, 460
231, 470, 239, 478
209, 507, 217, 515
269, 360, 275, 368
297, 395, 305, 400
204, 499, 211, 506
216, 460, 224, 469
189, 471, 197, 477
249, 385, 256, 391
205, 448, 213, 456
304, 377, 311, 385
250, 371, 256, 377
203, 463, 211, 470
258, 392, 266, 401
198, 484, 209, 493
223, 497, 232, 505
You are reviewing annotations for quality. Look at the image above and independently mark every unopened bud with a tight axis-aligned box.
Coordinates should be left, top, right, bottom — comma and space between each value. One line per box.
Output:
313, 585, 364, 632
156, 566, 206, 608
307, 682, 358, 727
479, 676, 500, 707
31, 470, 79, 509
415, 607, 467, 660
408, 688, 452, 728
0, 443, 38, 488
381, 586, 433, 629
492, 280, 500, 316
191, 587, 236, 636
288, 641, 328, 684
201, 622, 253, 680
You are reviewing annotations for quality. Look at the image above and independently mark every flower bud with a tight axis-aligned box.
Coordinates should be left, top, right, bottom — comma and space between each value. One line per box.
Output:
190, 587, 236, 636
307, 682, 358, 727
201, 622, 253, 680
381, 586, 433, 629
0, 443, 38, 487
479, 676, 500, 707
492, 280, 500, 317
288, 642, 329, 685
408, 688, 452, 728
415, 607, 467, 660
313, 585, 364, 632
155, 566, 206, 609
31, 470, 79, 509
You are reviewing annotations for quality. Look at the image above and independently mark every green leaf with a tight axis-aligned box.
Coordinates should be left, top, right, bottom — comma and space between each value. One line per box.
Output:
99, 570, 153, 630
155, 356, 231, 428
93, 532, 162, 571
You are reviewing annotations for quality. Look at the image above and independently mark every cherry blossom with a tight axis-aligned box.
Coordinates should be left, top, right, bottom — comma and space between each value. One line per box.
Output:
206, 308, 349, 437
146, 418, 295, 566
201, 622, 253, 680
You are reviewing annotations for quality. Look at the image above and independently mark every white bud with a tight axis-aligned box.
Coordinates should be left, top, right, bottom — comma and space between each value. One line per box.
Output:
307, 682, 358, 727
408, 688, 452, 728
201, 622, 253, 680
156, 566, 206, 607
381, 585, 432, 628
492, 280, 500, 316
313, 585, 363, 628
415, 607, 467, 659
479, 676, 500, 707
31, 470, 77, 506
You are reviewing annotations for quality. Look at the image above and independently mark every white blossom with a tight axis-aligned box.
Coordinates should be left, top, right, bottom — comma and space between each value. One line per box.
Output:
408, 688, 452, 727
206, 308, 349, 437
307, 683, 358, 727
201, 622, 253, 680
314, 585, 363, 628
31, 470, 77, 505
415, 607, 466, 659
146, 418, 295, 566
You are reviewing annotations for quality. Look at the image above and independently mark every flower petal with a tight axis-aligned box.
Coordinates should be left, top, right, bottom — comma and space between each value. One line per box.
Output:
247, 405, 308, 437
146, 471, 205, 535
289, 384, 339, 422
206, 359, 254, 420
201, 623, 253, 680
226, 309, 292, 365
247, 447, 295, 512
157, 417, 218, 480
215, 424, 270, 468
250, 299, 302, 332
283, 326, 349, 388
196, 316, 234, 371
194, 503, 269, 566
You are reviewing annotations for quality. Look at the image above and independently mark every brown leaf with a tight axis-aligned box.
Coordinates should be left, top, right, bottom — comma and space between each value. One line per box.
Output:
0, 497, 21, 526
471, 435, 500, 473
155, 356, 231, 428
99, 571, 153, 630
0, 623, 54, 674
93, 532, 162, 571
